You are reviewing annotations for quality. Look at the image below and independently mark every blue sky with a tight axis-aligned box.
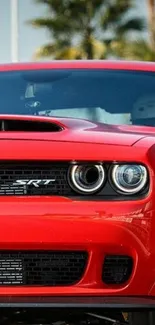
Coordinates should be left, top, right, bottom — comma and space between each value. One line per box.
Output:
0, 0, 146, 63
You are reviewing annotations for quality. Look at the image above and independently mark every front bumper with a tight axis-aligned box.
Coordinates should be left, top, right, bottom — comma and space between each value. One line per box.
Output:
0, 196, 154, 298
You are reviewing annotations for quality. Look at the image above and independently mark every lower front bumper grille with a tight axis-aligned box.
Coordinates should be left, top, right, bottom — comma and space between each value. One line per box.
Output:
0, 251, 88, 286
102, 255, 133, 285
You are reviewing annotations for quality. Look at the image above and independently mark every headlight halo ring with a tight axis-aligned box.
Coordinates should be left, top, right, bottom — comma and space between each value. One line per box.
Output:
68, 164, 106, 194
111, 163, 148, 195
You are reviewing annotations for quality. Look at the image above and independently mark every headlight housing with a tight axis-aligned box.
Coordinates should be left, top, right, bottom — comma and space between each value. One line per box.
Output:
68, 164, 105, 194
111, 164, 148, 194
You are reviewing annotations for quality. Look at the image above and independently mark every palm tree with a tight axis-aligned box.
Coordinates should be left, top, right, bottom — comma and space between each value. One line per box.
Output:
111, 0, 155, 62
29, 0, 144, 60
147, 0, 155, 50
111, 39, 155, 61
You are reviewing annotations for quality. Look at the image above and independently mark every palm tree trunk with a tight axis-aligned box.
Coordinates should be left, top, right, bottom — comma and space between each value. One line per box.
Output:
85, 0, 93, 59
147, 0, 155, 50
85, 27, 93, 59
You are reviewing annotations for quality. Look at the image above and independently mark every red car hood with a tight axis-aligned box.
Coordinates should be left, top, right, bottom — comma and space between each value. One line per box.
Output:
0, 114, 151, 146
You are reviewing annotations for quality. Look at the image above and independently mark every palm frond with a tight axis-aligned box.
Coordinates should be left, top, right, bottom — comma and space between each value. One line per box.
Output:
30, 0, 146, 60
111, 39, 155, 61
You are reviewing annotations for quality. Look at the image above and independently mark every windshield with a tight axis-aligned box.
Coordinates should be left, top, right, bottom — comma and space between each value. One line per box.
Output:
1, 68, 155, 127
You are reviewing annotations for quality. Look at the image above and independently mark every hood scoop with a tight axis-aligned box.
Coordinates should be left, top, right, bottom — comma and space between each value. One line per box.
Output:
0, 115, 145, 146
0, 118, 63, 132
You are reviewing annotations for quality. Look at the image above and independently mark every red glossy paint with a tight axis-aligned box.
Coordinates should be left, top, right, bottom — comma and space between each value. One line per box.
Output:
2, 59, 155, 72
0, 60, 155, 300
0, 115, 147, 145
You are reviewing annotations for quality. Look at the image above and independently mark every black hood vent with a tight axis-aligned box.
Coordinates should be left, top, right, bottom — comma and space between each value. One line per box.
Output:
0, 119, 63, 132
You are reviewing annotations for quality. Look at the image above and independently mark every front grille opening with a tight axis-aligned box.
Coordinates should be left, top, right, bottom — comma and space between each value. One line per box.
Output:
0, 119, 63, 132
0, 162, 71, 196
0, 251, 88, 286
102, 255, 133, 285
0, 161, 148, 199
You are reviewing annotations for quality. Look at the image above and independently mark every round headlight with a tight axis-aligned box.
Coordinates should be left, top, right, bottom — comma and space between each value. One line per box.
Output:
68, 164, 105, 194
111, 164, 147, 194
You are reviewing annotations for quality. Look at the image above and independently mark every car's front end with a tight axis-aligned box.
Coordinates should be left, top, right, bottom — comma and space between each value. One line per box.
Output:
1, 60, 155, 324
0, 115, 152, 325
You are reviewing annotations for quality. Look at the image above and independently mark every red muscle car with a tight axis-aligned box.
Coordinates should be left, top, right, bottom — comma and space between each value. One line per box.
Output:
0, 60, 155, 324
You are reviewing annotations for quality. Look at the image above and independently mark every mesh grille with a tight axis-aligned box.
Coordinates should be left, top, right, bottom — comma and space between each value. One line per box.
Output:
0, 251, 88, 286
0, 162, 72, 196
102, 255, 133, 285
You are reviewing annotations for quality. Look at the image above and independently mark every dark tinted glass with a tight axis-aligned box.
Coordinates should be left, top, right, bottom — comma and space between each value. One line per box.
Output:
1, 68, 155, 126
